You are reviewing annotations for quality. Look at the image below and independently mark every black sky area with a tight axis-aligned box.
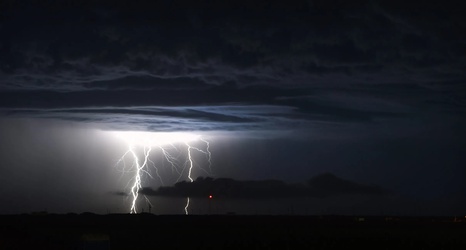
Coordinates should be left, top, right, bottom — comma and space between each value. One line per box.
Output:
0, 0, 465, 215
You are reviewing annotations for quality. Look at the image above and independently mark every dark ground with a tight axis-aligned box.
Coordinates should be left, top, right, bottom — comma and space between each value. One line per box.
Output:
1, 214, 465, 249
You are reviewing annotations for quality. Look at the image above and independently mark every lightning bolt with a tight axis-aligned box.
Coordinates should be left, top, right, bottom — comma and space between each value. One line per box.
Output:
129, 145, 152, 214
200, 138, 212, 173
184, 142, 194, 215
182, 140, 214, 215
184, 197, 190, 215
111, 131, 212, 214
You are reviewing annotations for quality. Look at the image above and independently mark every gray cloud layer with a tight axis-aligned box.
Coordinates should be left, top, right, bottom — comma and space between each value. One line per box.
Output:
1, 0, 465, 133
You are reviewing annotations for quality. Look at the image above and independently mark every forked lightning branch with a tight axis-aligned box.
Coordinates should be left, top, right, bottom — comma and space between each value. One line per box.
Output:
107, 131, 212, 214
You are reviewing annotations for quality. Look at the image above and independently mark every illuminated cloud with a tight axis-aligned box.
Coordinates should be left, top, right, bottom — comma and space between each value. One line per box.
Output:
0, 0, 465, 215
0, 1, 463, 137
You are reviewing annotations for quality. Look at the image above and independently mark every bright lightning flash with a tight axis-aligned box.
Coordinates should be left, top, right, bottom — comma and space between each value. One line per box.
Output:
109, 131, 212, 214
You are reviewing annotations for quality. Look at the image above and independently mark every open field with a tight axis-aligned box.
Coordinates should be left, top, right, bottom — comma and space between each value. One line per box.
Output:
1, 214, 465, 249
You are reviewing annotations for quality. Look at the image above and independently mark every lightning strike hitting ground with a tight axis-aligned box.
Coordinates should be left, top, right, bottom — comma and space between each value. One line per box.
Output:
109, 131, 212, 214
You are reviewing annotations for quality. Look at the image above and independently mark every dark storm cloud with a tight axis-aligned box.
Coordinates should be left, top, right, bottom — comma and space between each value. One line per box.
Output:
0, 0, 465, 132
1, 106, 266, 131
109, 191, 128, 197
138, 173, 386, 199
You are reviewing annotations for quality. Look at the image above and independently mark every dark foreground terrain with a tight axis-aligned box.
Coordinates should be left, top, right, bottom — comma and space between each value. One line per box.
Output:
1, 214, 465, 249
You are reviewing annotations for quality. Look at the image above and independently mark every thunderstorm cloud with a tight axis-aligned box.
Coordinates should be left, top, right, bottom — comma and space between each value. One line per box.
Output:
0, 0, 464, 136
1, 1, 466, 216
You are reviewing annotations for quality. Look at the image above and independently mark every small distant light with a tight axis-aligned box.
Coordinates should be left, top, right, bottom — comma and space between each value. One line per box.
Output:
209, 195, 213, 199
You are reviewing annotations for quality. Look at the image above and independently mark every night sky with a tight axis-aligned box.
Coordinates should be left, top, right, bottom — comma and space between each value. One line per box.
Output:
0, 0, 465, 215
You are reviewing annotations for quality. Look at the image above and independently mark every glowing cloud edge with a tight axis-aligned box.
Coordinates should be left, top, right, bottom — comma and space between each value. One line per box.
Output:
107, 131, 201, 146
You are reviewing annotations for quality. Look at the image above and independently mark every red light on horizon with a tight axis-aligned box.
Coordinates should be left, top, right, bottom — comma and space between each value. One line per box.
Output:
209, 195, 213, 199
